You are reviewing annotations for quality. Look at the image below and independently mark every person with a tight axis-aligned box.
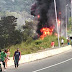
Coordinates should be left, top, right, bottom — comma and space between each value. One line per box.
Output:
1, 50, 6, 69
0, 49, 2, 72
61, 39, 64, 46
5, 49, 10, 68
51, 41, 55, 48
13, 48, 21, 68
67, 37, 70, 45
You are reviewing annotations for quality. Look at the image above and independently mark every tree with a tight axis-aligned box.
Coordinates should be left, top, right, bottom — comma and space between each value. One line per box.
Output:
22, 21, 37, 41
0, 16, 23, 48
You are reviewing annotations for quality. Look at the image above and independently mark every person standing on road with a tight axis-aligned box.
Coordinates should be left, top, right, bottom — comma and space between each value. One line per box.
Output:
13, 48, 21, 68
1, 50, 6, 69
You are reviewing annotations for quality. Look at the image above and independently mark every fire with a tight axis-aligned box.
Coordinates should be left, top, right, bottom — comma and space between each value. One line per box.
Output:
37, 15, 40, 19
39, 19, 61, 39
57, 19, 61, 26
40, 27, 54, 39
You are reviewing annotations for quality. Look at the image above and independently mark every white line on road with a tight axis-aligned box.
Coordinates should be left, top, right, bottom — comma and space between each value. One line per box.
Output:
32, 57, 72, 72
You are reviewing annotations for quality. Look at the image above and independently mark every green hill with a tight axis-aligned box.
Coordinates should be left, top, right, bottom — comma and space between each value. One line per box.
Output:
0, 0, 34, 13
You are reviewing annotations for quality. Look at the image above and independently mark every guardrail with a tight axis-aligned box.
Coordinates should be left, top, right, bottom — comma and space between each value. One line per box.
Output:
7, 45, 72, 67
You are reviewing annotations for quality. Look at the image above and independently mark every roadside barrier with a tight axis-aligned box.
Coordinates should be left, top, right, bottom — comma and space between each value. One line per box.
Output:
7, 45, 72, 67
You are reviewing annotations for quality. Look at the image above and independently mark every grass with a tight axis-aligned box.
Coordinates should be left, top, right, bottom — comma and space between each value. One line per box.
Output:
6, 35, 67, 57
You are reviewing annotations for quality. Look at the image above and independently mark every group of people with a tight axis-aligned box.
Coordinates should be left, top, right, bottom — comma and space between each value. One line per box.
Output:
0, 48, 21, 70
0, 49, 10, 69
51, 37, 71, 48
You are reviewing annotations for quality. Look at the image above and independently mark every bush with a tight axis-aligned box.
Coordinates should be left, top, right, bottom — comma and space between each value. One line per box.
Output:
7, 35, 67, 57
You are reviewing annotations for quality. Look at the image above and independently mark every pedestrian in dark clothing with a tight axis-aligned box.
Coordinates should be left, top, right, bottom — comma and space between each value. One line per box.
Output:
13, 48, 21, 68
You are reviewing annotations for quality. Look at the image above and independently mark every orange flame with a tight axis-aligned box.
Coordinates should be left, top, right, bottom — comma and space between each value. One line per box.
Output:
37, 15, 40, 19
57, 19, 61, 26
40, 27, 54, 39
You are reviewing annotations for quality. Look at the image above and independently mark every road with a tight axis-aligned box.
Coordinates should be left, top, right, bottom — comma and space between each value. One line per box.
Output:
3, 49, 72, 72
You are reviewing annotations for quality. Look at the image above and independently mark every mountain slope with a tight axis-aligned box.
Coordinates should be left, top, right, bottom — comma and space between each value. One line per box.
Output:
0, 0, 34, 13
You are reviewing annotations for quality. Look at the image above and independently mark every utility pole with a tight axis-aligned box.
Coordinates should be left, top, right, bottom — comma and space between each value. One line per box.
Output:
66, 4, 68, 38
59, 12, 61, 37
54, 0, 60, 47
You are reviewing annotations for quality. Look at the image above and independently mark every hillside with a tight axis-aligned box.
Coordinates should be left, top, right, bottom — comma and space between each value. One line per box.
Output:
0, 0, 34, 13
9, 35, 67, 57
0, 0, 35, 30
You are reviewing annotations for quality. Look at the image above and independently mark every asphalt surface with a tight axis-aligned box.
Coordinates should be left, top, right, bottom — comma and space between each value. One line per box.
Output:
3, 49, 72, 72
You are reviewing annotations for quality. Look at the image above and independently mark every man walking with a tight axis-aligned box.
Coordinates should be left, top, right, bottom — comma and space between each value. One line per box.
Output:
13, 48, 21, 68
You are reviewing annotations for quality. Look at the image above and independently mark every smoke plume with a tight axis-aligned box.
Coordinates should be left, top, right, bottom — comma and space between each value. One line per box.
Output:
31, 0, 71, 37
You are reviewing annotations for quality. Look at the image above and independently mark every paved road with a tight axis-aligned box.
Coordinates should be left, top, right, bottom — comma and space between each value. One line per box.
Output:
3, 49, 72, 72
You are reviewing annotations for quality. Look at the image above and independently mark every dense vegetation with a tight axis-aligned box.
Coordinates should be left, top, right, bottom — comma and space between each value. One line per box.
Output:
0, 16, 36, 49
0, 16, 22, 48
9, 35, 67, 57
0, 15, 67, 57
0, 0, 34, 13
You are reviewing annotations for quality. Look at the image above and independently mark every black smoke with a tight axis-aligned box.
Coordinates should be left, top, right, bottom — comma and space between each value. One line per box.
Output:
31, 0, 54, 35
31, 0, 71, 36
